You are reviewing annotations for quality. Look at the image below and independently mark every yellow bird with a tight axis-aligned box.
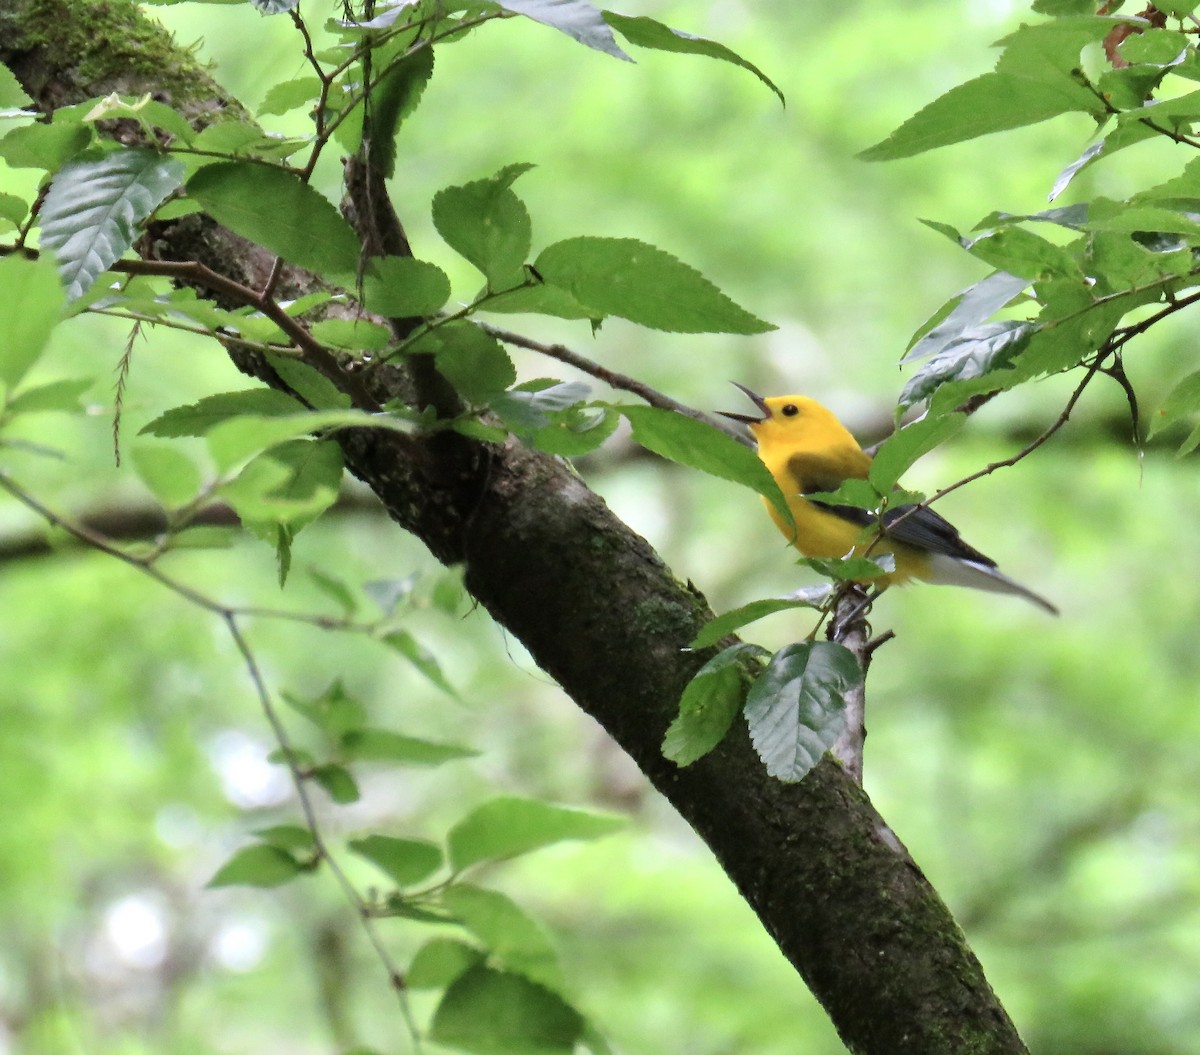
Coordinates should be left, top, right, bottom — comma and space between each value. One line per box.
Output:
721, 385, 1058, 615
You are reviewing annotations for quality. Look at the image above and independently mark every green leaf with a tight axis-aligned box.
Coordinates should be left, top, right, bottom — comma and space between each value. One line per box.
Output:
479, 277, 599, 321
799, 553, 895, 581
309, 318, 393, 351
311, 762, 360, 803
265, 355, 352, 411
140, 388, 302, 438
959, 226, 1081, 282
38, 150, 185, 302
432, 165, 535, 287
0, 120, 92, 170
378, 629, 458, 697
131, 442, 203, 509
899, 321, 1032, 411
208, 844, 307, 888
535, 236, 773, 334
3, 376, 92, 416
690, 600, 820, 650
0, 254, 66, 391
663, 643, 765, 766
905, 270, 1031, 362
489, 381, 591, 431
360, 256, 451, 317
0, 192, 29, 230
867, 413, 966, 493
495, 0, 631, 62
744, 642, 860, 782
443, 884, 561, 989
410, 321, 516, 403
0, 61, 33, 110
369, 47, 435, 178
430, 964, 584, 1055
530, 405, 619, 456
1150, 368, 1200, 440
349, 835, 443, 886
220, 439, 343, 527
255, 824, 316, 853
448, 796, 624, 872
307, 567, 358, 616
186, 161, 360, 278
203, 409, 413, 471
602, 12, 784, 105
257, 76, 323, 116
409, 938, 487, 989
341, 727, 478, 765
81, 94, 196, 144
621, 405, 791, 527
283, 679, 367, 737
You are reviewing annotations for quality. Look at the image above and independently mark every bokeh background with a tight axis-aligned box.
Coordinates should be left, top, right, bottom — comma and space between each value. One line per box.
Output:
2, 0, 1199, 1052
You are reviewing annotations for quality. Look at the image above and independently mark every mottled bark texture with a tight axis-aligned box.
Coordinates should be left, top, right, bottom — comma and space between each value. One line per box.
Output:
0, 3, 1029, 1052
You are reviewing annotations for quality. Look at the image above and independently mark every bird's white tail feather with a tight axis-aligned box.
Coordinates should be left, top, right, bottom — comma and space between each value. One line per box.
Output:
923, 554, 1059, 616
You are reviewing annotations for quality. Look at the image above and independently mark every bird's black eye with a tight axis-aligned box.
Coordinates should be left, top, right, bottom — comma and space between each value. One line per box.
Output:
781, 403, 799, 417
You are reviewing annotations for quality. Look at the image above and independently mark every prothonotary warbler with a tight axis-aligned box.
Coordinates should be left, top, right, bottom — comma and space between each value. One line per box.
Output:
721, 385, 1058, 615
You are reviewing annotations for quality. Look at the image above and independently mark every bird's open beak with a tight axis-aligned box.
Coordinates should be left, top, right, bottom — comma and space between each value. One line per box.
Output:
718, 382, 770, 424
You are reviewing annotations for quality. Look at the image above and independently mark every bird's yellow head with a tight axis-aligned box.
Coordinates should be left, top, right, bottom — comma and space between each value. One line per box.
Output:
720, 384, 859, 452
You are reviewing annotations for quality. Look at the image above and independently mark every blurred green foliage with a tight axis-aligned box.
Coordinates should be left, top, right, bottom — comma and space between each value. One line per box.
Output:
2, 0, 1200, 1053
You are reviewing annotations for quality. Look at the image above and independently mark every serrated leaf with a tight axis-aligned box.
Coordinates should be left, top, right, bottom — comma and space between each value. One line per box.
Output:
959, 226, 1081, 282
602, 12, 783, 104
663, 643, 764, 766
536, 236, 772, 334
0, 121, 92, 170
800, 553, 894, 582
409, 321, 515, 403
432, 165, 535, 287
900, 321, 1033, 411
744, 642, 859, 782
349, 835, 443, 886
265, 355, 352, 411
204, 408, 413, 471
139, 389, 302, 438
361, 255, 451, 317
378, 629, 458, 697
495, 0, 631, 61
257, 76, 323, 116
208, 844, 306, 888
430, 964, 584, 1055
131, 442, 203, 508
187, 161, 360, 278
82, 93, 196, 144
0, 62, 32, 109
221, 438, 343, 528
621, 405, 791, 527
867, 413, 966, 493
409, 938, 487, 989
341, 727, 478, 765
3, 376, 92, 415
690, 601, 819, 650
370, 47, 435, 178
309, 317, 393, 351
0, 254, 66, 390
905, 270, 1032, 362
443, 884, 561, 989
38, 150, 185, 302
447, 797, 623, 872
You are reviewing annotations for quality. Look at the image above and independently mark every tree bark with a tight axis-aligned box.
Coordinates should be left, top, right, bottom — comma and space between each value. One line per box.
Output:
0, 3, 1029, 1052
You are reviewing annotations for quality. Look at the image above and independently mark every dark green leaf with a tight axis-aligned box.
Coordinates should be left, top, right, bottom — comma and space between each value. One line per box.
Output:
432, 165, 535, 287
378, 629, 458, 697
603, 12, 783, 104
410, 321, 516, 403
360, 255, 451, 317
447, 797, 624, 872
536, 236, 773, 334
690, 600, 820, 650
187, 161, 360, 278
431, 964, 584, 1055
959, 226, 1081, 282
495, 0, 631, 61
370, 47, 435, 178
530, 405, 619, 456
265, 355, 352, 411
443, 884, 560, 988
39, 150, 185, 302
621, 405, 791, 526
479, 277, 599, 321
208, 844, 306, 888
867, 413, 966, 493
799, 553, 894, 581
341, 727, 479, 765
139, 388, 302, 437
409, 938, 486, 989
349, 835, 443, 886
0, 254, 66, 391
744, 642, 860, 782
663, 643, 765, 766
